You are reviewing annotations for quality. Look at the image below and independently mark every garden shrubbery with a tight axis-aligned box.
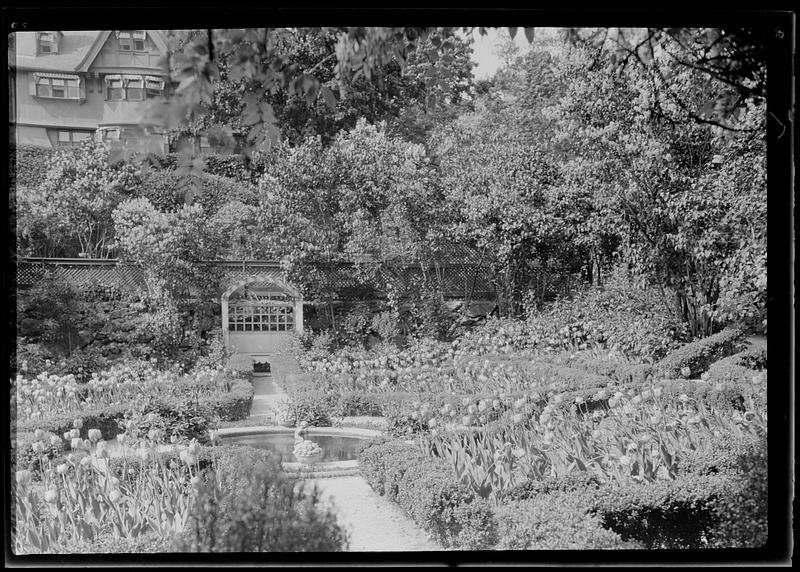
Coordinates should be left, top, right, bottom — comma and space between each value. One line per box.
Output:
172, 445, 349, 552
11, 145, 62, 188
655, 326, 747, 378
358, 440, 497, 549
495, 493, 636, 550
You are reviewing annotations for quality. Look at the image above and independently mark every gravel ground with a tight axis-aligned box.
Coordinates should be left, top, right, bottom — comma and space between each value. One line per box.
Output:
305, 476, 443, 552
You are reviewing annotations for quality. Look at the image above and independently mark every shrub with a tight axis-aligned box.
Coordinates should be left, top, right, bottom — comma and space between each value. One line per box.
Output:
285, 389, 335, 427
358, 440, 495, 550
135, 395, 214, 444
358, 440, 425, 501
520, 268, 690, 360
736, 345, 767, 370
589, 476, 726, 549
656, 326, 747, 378
705, 435, 768, 548
397, 457, 498, 549
541, 351, 655, 385
172, 446, 348, 552
136, 169, 258, 214
196, 378, 254, 421
334, 392, 385, 417
16, 404, 128, 441
639, 376, 764, 413
495, 492, 636, 550
500, 471, 603, 503
11, 145, 60, 188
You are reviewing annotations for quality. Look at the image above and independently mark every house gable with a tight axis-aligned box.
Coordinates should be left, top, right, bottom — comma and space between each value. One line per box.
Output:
81, 30, 168, 74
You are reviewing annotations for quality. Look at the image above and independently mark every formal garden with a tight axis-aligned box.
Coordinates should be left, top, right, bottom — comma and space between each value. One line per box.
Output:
10, 26, 779, 557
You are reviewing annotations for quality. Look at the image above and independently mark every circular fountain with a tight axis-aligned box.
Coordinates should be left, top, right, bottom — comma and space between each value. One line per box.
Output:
216, 426, 383, 477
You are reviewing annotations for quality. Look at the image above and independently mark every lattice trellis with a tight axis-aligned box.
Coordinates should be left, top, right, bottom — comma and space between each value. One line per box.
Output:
16, 258, 572, 301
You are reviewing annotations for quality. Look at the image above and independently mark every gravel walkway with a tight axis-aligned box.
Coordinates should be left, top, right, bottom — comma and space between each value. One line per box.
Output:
306, 476, 443, 552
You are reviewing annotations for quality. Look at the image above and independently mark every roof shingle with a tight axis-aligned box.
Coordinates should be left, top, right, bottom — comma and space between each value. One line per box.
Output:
14, 31, 100, 72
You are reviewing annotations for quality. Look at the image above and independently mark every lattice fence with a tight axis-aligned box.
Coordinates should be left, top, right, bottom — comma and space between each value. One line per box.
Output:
16, 258, 573, 302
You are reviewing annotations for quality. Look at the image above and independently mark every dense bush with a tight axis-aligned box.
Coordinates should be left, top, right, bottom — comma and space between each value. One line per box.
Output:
358, 440, 497, 549
285, 389, 334, 427
541, 350, 654, 384
735, 345, 767, 370
514, 269, 690, 360
142, 152, 265, 184
135, 395, 215, 445
16, 404, 128, 440
589, 475, 725, 549
195, 378, 254, 421
172, 445, 349, 552
396, 457, 499, 549
358, 440, 427, 501
495, 492, 636, 550
656, 326, 746, 378
704, 435, 768, 548
11, 145, 60, 188
136, 169, 258, 214
587, 432, 768, 549
500, 471, 603, 503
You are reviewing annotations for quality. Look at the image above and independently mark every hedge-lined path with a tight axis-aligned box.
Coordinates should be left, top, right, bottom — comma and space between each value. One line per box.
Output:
247, 353, 301, 421
248, 374, 286, 421
305, 475, 443, 552
249, 354, 441, 551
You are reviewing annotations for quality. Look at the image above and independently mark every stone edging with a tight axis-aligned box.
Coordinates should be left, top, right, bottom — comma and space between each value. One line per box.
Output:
216, 425, 383, 478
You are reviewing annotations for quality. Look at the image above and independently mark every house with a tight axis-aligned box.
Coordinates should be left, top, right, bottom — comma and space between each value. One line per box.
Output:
10, 30, 171, 152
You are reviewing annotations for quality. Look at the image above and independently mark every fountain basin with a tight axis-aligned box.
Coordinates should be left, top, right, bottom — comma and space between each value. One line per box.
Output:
216, 426, 383, 477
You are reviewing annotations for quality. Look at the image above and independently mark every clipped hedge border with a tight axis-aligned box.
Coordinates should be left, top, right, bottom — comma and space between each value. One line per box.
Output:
540, 352, 655, 385
655, 327, 746, 379
16, 404, 129, 441
588, 475, 726, 549
495, 492, 636, 550
196, 378, 254, 421
358, 440, 498, 549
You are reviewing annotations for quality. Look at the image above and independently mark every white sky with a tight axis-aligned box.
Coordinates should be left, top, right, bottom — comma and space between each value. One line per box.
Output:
470, 27, 533, 79
469, 27, 563, 79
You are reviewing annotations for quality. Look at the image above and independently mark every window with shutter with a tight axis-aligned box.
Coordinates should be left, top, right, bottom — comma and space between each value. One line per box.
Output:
125, 76, 144, 100
33, 75, 82, 100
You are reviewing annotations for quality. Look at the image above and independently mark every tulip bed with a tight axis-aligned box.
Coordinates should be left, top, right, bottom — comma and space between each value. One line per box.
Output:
13, 418, 348, 554
290, 318, 768, 550
11, 355, 351, 554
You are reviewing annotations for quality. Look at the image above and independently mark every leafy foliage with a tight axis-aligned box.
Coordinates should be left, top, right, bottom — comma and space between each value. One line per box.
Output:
16, 140, 140, 258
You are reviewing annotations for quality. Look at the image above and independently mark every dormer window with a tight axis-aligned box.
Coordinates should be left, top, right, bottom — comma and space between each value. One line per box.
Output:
116, 30, 146, 51
38, 32, 57, 54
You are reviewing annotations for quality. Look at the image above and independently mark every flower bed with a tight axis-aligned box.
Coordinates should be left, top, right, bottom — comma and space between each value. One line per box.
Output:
13, 417, 348, 554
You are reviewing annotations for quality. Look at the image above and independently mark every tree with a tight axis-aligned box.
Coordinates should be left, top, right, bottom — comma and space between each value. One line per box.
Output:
133, 27, 527, 164
112, 197, 224, 304
561, 27, 767, 131
253, 119, 448, 323
16, 140, 140, 258
544, 45, 766, 336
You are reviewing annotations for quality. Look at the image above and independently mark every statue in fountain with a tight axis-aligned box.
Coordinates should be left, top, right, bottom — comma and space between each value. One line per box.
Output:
294, 420, 310, 444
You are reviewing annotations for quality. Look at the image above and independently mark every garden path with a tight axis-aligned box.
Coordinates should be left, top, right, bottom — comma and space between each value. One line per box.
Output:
254, 355, 441, 552
305, 475, 443, 552
247, 354, 302, 421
